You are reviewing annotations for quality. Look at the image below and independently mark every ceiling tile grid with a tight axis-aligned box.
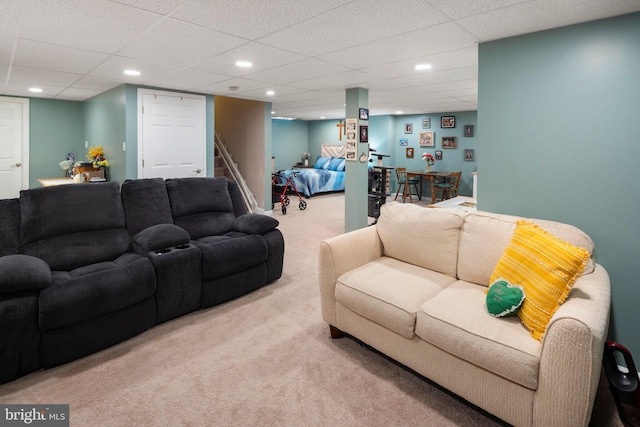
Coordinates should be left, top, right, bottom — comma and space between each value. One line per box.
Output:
1, 0, 638, 119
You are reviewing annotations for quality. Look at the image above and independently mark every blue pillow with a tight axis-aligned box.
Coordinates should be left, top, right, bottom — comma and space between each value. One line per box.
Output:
328, 157, 345, 171
314, 156, 331, 170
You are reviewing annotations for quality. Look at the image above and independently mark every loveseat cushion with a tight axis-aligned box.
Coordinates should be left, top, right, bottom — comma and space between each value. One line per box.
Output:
457, 211, 595, 287
416, 281, 542, 390
166, 177, 236, 239
335, 256, 456, 339
232, 214, 279, 235
194, 234, 268, 279
0, 255, 52, 293
376, 203, 464, 277
39, 253, 156, 332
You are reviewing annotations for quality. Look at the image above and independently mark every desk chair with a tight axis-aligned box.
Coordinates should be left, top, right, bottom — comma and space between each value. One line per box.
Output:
435, 171, 461, 201
394, 168, 420, 202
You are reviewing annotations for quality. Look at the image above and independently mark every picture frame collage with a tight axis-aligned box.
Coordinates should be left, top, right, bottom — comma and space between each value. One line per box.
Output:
399, 115, 475, 162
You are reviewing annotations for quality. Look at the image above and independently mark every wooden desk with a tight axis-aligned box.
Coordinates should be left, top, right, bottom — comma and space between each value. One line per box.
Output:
406, 171, 451, 204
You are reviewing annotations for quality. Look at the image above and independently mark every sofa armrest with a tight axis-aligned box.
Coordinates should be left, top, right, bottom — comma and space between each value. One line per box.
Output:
533, 264, 611, 427
132, 224, 191, 253
318, 226, 383, 326
232, 214, 279, 235
0, 254, 52, 293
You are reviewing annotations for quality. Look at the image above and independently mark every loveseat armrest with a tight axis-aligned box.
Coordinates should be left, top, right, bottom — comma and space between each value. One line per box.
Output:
319, 226, 383, 326
132, 224, 191, 254
232, 213, 279, 235
533, 264, 611, 427
0, 254, 52, 294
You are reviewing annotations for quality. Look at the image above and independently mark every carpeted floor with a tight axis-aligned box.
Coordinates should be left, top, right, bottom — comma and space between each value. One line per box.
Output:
0, 193, 623, 426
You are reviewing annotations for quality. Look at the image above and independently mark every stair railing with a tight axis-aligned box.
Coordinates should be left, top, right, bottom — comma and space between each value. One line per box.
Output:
214, 133, 258, 213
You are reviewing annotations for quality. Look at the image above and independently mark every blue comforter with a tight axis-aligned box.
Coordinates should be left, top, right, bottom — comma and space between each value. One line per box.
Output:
275, 169, 345, 198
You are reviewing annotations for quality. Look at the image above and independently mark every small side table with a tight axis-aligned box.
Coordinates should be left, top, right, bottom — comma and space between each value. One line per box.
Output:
292, 164, 314, 169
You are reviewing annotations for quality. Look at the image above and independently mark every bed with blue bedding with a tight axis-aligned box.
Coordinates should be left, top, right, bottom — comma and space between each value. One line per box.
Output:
276, 155, 346, 198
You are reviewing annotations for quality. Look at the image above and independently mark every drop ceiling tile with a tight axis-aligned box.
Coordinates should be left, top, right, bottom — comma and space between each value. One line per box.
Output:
427, 0, 531, 20
394, 65, 478, 86
89, 56, 179, 82
12, 39, 110, 74
56, 87, 105, 101
0, 36, 14, 64
246, 59, 349, 85
289, 70, 381, 91
258, 0, 449, 56
171, 0, 350, 40
72, 76, 124, 91
318, 22, 479, 69
424, 78, 478, 92
20, 0, 162, 53
118, 18, 247, 67
123, 0, 185, 15
8, 66, 82, 86
0, 0, 24, 38
361, 46, 478, 79
147, 67, 232, 90
195, 77, 272, 96
4, 81, 66, 98
196, 43, 307, 76
457, 0, 640, 42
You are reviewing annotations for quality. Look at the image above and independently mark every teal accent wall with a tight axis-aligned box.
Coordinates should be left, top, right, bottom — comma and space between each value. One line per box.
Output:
478, 13, 640, 356
28, 98, 84, 187
83, 85, 127, 183
272, 119, 309, 170
308, 119, 345, 160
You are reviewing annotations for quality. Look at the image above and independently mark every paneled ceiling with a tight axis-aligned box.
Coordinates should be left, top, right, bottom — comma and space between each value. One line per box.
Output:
2, 0, 639, 120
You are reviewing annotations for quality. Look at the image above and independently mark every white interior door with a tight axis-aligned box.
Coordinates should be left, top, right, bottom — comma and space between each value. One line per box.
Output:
0, 97, 28, 198
138, 89, 205, 179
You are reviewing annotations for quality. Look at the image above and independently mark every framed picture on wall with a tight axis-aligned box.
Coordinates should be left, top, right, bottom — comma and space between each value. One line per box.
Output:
419, 131, 434, 147
404, 123, 413, 134
441, 116, 455, 128
464, 125, 474, 137
435, 150, 442, 160
360, 125, 368, 143
422, 118, 431, 129
464, 149, 475, 161
359, 108, 369, 120
442, 136, 457, 149
406, 147, 414, 158
399, 138, 408, 146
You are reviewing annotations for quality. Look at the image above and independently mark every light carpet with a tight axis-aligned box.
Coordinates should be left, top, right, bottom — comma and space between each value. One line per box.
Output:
0, 193, 622, 426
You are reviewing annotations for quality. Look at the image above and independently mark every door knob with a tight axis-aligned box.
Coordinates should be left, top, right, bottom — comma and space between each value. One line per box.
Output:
194, 168, 202, 174
14, 163, 22, 167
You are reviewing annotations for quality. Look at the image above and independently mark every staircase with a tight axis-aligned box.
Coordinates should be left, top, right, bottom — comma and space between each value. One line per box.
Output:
214, 133, 258, 213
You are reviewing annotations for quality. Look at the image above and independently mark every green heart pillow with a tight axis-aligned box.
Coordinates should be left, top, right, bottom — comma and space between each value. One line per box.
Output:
486, 279, 526, 318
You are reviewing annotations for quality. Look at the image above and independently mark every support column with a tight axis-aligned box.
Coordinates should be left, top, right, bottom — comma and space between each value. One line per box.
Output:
344, 88, 369, 232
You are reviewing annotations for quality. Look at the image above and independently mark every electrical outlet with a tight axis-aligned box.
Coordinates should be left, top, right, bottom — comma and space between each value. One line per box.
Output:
122, 142, 126, 151
85, 141, 88, 148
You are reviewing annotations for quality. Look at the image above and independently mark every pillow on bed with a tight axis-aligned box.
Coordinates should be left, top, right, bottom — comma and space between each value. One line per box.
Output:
314, 156, 331, 170
327, 157, 345, 171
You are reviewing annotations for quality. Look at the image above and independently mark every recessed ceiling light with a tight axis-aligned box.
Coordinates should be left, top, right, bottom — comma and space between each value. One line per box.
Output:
235, 61, 253, 68
266, 90, 275, 96
395, 111, 403, 114
29, 87, 43, 93
320, 116, 326, 119
124, 69, 141, 76
414, 63, 432, 71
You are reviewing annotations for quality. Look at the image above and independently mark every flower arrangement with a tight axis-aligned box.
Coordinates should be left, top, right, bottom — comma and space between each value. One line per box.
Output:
422, 152, 435, 166
87, 146, 110, 169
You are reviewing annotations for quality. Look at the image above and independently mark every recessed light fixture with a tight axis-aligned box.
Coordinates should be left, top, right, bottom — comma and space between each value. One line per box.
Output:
395, 111, 403, 114
124, 69, 141, 76
28, 87, 43, 93
235, 61, 253, 68
266, 90, 275, 96
414, 63, 432, 71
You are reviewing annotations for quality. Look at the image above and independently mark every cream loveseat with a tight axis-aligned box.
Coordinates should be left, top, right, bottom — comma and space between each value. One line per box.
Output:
319, 203, 610, 427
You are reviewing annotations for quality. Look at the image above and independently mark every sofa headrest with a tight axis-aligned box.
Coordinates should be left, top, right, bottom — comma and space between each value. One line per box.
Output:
377, 203, 465, 277
0, 198, 20, 256
165, 177, 233, 218
121, 178, 174, 236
